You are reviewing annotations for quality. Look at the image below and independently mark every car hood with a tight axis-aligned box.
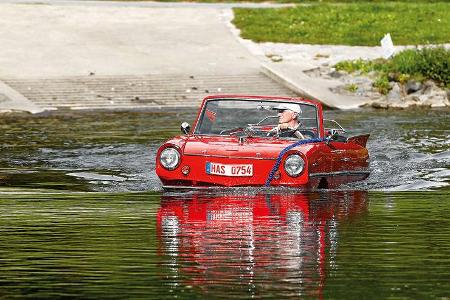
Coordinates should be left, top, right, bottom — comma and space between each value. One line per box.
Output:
181, 136, 311, 159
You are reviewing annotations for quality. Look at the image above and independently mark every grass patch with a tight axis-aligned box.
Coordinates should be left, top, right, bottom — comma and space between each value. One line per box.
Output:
335, 47, 450, 93
233, 2, 450, 46
301, 0, 449, 2
344, 83, 359, 93
109, 0, 448, 2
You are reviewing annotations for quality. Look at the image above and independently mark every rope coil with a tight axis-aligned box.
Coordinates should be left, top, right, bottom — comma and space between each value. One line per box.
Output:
264, 138, 324, 187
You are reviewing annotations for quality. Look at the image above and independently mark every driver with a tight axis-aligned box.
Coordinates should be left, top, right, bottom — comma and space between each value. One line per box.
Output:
272, 103, 305, 139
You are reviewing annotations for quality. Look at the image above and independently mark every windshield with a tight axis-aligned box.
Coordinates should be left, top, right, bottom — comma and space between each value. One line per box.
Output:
194, 99, 319, 139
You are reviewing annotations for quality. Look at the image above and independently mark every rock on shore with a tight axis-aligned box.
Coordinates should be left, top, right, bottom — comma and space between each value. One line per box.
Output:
304, 66, 449, 109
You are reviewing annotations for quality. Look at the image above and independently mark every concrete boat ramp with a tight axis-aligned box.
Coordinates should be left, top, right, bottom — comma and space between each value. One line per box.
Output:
0, 0, 368, 114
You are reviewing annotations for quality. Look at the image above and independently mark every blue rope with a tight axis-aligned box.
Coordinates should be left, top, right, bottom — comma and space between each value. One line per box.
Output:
264, 138, 324, 187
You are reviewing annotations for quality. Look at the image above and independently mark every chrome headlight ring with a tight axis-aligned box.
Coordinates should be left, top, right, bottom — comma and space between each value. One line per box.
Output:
284, 154, 305, 177
159, 147, 181, 170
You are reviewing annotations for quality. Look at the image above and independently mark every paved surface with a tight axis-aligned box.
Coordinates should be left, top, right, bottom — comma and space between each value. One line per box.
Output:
0, 80, 44, 113
0, 2, 264, 77
2, 0, 295, 8
0, 0, 370, 113
3, 74, 297, 111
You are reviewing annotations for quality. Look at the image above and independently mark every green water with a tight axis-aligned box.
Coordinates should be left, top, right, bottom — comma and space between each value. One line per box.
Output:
1, 108, 448, 192
0, 191, 448, 298
0, 108, 449, 298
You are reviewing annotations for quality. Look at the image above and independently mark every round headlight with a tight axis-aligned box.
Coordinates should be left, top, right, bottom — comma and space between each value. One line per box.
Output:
160, 147, 181, 170
284, 154, 305, 177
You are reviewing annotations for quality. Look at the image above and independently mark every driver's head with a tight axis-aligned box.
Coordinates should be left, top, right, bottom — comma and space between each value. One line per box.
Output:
273, 103, 301, 124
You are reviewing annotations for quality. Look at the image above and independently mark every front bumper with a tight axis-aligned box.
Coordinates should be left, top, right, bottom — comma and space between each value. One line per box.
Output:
156, 154, 309, 188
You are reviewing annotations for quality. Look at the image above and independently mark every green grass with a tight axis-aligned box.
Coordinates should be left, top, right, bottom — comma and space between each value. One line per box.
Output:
301, 0, 448, 2
233, 2, 450, 46
110, 0, 448, 2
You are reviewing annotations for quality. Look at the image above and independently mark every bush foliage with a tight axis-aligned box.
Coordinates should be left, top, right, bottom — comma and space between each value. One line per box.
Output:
335, 47, 450, 93
392, 47, 450, 84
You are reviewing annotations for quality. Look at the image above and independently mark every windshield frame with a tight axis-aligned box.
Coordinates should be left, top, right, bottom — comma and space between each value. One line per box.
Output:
192, 97, 324, 139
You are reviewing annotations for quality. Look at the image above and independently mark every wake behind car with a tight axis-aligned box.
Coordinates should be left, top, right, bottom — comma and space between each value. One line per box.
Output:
156, 95, 370, 189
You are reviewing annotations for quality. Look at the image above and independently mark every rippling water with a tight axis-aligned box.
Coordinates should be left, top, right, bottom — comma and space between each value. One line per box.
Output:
0, 108, 449, 298
0, 108, 448, 192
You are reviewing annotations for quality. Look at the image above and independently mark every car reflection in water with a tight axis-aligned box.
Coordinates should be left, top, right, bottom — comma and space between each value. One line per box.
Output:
157, 191, 368, 298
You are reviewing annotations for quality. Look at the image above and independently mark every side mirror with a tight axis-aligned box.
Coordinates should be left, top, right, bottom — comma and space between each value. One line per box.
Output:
181, 122, 191, 135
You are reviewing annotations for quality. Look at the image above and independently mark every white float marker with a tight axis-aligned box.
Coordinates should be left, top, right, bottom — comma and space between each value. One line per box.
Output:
381, 33, 395, 59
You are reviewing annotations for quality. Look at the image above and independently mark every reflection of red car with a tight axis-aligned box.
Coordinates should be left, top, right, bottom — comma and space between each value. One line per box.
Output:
156, 95, 370, 189
157, 191, 368, 297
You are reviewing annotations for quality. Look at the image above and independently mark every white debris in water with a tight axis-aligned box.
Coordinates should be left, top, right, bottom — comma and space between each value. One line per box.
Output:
67, 172, 127, 182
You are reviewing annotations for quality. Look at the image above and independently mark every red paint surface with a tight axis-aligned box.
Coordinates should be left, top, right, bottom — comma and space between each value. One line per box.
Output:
157, 191, 369, 298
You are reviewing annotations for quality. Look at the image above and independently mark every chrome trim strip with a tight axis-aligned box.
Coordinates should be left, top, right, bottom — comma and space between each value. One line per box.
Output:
184, 153, 277, 160
162, 185, 218, 190
161, 185, 298, 191
309, 170, 371, 178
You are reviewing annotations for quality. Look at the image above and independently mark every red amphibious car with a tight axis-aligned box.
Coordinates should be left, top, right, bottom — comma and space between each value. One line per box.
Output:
156, 95, 370, 189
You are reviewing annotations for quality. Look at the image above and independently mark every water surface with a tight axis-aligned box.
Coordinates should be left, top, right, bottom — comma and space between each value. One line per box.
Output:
0, 108, 449, 298
0, 191, 448, 298
0, 108, 448, 192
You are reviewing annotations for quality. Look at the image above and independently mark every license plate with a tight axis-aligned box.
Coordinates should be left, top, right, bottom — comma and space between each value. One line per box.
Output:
206, 162, 253, 177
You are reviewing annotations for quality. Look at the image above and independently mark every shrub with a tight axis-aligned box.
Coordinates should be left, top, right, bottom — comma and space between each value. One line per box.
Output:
390, 49, 421, 75
397, 73, 411, 84
334, 47, 450, 90
391, 47, 450, 85
373, 75, 391, 94
419, 47, 449, 85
